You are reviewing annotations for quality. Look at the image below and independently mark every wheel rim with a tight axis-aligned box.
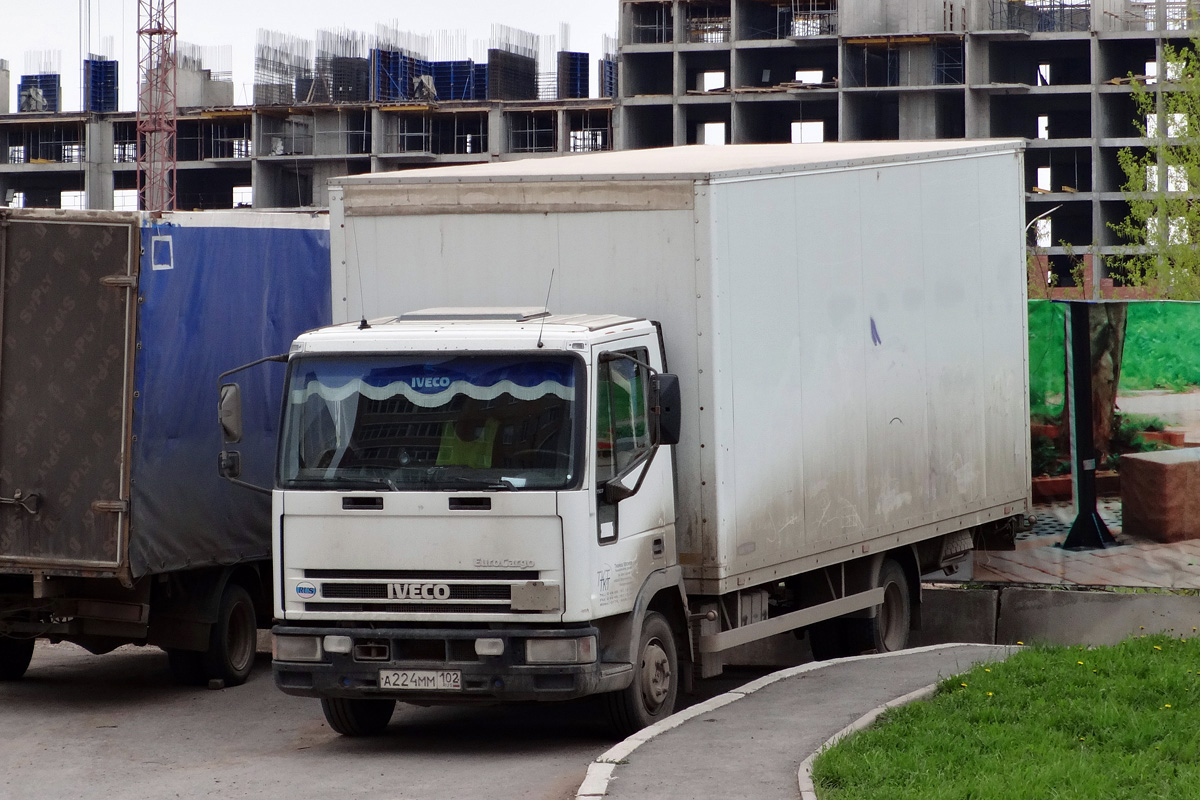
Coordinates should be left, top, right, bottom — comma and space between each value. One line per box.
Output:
640, 638, 672, 713
879, 581, 905, 651
226, 600, 256, 673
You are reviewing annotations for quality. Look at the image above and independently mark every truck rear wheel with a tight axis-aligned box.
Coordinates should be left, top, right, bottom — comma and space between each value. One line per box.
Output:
605, 611, 678, 736
867, 559, 911, 653
0, 636, 35, 680
321, 698, 396, 736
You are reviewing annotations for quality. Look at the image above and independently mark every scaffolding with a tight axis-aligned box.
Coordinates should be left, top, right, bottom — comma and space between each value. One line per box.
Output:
934, 40, 965, 85
509, 111, 557, 152
630, 2, 673, 44
990, 0, 1090, 33
558, 52, 590, 99
569, 109, 612, 152
1, 121, 85, 164
17, 74, 61, 113
686, 2, 732, 42
789, 0, 838, 37
600, 34, 618, 98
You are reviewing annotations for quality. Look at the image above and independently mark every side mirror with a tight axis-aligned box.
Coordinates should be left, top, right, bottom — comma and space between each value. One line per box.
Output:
650, 373, 681, 446
218, 450, 242, 479
219, 383, 243, 444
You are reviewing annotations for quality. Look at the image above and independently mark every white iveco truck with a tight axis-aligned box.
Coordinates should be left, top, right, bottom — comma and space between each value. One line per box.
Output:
221, 142, 1032, 736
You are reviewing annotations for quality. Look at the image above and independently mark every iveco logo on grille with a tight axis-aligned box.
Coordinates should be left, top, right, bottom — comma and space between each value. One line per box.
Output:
388, 582, 451, 600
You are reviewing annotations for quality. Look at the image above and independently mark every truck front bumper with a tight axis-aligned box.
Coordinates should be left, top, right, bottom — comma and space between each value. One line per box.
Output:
272, 623, 633, 703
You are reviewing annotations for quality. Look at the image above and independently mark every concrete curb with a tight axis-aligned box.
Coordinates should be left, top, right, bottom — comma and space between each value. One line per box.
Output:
795, 683, 938, 800
574, 643, 1006, 799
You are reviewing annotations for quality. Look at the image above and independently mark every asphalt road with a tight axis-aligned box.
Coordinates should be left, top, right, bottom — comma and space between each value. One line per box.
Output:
0, 641, 774, 800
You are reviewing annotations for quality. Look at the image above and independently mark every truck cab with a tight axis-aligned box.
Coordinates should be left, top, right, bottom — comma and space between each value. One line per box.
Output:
266, 308, 688, 735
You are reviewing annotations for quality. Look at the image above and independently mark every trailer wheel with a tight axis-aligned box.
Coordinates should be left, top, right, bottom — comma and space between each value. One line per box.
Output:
0, 636, 35, 681
867, 559, 912, 653
203, 583, 258, 686
321, 698, 396, 736
605, 611, 678, 736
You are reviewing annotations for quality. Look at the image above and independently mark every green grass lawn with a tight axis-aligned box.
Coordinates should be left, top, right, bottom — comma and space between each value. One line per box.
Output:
812, 634, 1200, 800
1029, 301, 1200, 419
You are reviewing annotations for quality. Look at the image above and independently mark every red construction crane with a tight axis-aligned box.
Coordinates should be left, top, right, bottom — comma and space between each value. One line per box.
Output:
136, 0, 177, 211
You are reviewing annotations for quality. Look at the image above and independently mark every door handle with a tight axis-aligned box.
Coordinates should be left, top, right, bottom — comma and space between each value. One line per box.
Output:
0, 490, 40, 515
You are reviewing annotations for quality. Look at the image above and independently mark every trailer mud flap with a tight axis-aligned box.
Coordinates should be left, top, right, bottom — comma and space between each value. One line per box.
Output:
0, 213, 137, 571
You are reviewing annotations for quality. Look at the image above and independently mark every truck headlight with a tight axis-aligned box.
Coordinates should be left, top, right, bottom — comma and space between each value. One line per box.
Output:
273, 634, 323, 662
525, 635, 597, 664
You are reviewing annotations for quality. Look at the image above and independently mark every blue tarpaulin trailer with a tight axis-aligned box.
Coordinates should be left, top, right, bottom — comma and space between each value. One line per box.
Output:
0, 209, 330, 685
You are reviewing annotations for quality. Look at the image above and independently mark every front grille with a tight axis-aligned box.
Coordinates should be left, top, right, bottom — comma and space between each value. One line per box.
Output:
321, 583, 510, 601
305, 569, 538, 581
300, 568, 553, 615
305, 602, 510, 614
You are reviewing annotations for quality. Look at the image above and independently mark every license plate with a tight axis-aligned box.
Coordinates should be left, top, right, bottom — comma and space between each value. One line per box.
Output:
378, 669, 462, 691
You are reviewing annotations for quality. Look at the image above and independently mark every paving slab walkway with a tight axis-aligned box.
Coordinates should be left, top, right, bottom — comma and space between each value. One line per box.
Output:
591, 644, 1015, 800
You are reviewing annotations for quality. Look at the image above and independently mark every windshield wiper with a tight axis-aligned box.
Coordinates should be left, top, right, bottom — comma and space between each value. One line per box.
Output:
287, 475, 397, 491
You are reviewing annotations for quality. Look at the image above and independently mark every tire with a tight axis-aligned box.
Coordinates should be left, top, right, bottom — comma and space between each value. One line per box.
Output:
605, 611, 679, 737
321, 698, 396, 736
866, 559, 912, 654
807, 620, 854, 661
203, 583, 258, 686
166, 648, 208, 686
0, 636, 35, 681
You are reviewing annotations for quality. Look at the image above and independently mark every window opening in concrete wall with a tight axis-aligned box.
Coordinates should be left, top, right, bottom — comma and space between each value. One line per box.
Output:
702, 71, 727, 91
630, 2, 673, 44
788, 0, 838, 37
1037, 115, 1049, 139
1147, 113, 1187, 137
61, 190, 85, 210
6, 145, 25, 164
5, 191, 25, 208
569, 109, 612, 152
1146, 164, 1189, 192
233, 186, 253, 207
510, 111, 557, 153
795, 69, 824, 84
114, 189, 138, 211
1147, 216, 1188, 244
1038, 63, 1051, 85
1037, 166, 1052, 191
703, 122, 726, 145
791, 120, 824, 143
1035, 217, 1051, 248
934, 41, 964, 85
686, 3, 731, 43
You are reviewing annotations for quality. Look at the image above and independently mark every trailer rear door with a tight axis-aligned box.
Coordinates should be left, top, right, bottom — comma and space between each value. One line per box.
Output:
0, 212, 138, 574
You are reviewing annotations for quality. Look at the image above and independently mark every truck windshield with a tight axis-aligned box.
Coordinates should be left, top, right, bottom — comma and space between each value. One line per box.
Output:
279, 354, 582, 491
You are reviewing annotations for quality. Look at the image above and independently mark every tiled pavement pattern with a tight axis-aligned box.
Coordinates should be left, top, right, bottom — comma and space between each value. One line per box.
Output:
974, 499, 1200, 588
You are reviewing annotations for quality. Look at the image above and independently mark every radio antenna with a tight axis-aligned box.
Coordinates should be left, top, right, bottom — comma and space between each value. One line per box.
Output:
349, 221, 369, 329
536, 268, 555, 349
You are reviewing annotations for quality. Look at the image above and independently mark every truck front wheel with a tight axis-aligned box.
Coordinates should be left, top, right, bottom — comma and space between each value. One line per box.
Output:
605, 611, 678, 736
204, 583, 258, 686
321, 698, 396, 736
0, 636, 35, 680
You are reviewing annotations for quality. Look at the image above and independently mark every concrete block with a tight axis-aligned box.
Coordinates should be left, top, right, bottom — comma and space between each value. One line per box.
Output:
996, 587, 1200, 646
1121, 448, 1200, 542
909, 587, 998, 647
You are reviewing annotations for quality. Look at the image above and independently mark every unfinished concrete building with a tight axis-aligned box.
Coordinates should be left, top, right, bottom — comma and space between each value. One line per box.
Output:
0, 26, 616, 212
616, 0, 1191, 290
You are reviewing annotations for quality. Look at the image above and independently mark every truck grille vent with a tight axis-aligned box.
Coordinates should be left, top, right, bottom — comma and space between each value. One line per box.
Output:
305, 569, 538, 581
321, 583, 511, 601
304, 602, 508, 614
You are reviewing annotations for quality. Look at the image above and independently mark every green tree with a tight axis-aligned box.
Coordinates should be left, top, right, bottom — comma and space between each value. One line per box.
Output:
1111, 42, 1200, 298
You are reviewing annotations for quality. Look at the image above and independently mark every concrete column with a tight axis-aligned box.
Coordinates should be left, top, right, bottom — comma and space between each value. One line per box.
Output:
899, 94, 937, 139
488, 107, 505, 158
84, 119, 114, 210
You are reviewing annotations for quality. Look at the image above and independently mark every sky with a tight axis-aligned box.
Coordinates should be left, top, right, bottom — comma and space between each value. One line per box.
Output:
0, 1, 618, 112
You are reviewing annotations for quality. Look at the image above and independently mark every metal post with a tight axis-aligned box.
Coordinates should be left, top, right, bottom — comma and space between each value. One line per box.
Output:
1062, 301, 1116, 550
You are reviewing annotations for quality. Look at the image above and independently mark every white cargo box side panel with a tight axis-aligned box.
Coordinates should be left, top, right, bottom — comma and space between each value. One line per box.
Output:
703, 149, 1028, 588
331, 183, 710, 561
